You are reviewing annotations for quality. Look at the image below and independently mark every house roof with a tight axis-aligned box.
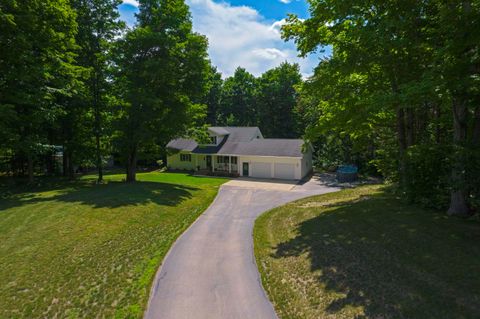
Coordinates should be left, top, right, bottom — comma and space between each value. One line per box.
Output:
218, 139, 305, 157
167, 127, 306, 158
208, 127, 230, 136
210, 126, 261, 142
166, 138, 197, 152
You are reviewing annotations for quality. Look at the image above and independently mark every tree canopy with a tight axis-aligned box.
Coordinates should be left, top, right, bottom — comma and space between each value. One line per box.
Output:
0, 0, 79, 182
114, 0, 210, 182
283, 0, 480, 215
0, 0, 478, 216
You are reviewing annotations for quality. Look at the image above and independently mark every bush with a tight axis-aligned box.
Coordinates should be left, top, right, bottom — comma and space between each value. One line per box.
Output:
370, 142, 399, 182
404, 144, 452, 210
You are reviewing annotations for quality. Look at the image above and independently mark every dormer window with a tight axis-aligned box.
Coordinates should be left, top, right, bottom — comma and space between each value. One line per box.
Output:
209, 136, 217, 145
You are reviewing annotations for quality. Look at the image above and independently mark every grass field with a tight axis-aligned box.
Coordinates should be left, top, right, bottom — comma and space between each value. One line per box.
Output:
254, 185, 480, 319
0, 172, 226, 318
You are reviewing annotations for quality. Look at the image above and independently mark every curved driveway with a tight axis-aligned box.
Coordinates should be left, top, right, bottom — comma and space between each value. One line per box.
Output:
144, 176, 338, 319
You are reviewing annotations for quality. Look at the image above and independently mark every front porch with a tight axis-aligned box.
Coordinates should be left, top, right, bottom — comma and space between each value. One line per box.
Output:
212, 155, 238, 173
194, 154, 239, 177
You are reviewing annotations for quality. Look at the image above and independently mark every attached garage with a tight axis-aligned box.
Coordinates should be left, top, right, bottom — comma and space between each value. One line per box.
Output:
242, 157, 304, 180
274, 163, 295, 180
250, 162, 272, 179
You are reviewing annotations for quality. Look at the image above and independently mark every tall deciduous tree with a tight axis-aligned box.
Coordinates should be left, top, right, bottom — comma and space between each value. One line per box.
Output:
257, 62, 302, 138
114, 0, 210, 182
204, 66, 223, 125
219, 67, 257, 126
432, 1, 480, 216
0, 0, 79, 182
283, 0, 480, 214
70, 0, 124, 181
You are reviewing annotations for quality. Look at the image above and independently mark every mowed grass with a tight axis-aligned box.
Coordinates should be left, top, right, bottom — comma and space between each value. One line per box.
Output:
0, 172, 226, 318
254, 185, 480, 319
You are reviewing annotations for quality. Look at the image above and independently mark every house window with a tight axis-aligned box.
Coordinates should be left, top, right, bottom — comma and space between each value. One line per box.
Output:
231, 157, 237, 164
209, 136, 217, 144
180, 154, 191, 162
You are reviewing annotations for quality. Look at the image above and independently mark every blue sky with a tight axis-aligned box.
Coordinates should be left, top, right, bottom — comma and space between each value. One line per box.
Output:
118, 0, 327, 77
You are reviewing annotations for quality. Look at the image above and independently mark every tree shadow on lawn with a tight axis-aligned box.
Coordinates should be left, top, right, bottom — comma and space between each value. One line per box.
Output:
0, 180, 199, 210
273, 193, 480, 318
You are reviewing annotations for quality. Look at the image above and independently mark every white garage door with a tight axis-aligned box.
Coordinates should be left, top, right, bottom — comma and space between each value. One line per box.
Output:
251, 162, 272, 178
274, 163, 295, 180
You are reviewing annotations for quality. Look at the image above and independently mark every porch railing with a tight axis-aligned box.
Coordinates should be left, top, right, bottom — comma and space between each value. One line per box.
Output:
214, 163, 238, 172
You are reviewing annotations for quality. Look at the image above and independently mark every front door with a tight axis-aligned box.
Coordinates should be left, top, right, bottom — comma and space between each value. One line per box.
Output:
242, 162, 249, 176
206, 155, 212, 170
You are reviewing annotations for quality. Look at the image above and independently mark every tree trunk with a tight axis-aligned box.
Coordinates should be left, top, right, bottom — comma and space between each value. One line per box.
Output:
66, 149, 75, 180
391, 77, 408, 188
45, 152, 54, 176
472, 105, 480, 145
416, 102, 429, 143
396, 105, 408, 188
95, 134, 103, 182
27, 154, 34, 183
405, 107, 415, 147
93, 71, 103, 183
433, 103, 442, 144
447, 98, 470, 216
62, 146, 68, 177
126, 147, 137, 182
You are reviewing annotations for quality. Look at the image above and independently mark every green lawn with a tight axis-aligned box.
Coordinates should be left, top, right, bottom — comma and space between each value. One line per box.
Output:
254, 185, 480, 319
0, 172, 226, 318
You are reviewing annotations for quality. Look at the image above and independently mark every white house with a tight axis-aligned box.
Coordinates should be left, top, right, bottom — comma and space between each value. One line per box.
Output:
166, 127, 313, 180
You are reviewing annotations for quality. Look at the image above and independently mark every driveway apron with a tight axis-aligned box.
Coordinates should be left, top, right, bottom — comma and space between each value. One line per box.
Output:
144, 178, 338, 319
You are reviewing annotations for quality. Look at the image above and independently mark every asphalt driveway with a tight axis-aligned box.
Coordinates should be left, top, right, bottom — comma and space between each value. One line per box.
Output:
144, 175, 339, 319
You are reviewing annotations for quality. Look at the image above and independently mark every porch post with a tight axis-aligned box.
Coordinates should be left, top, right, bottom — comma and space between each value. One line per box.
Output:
212, 155, 215, 172
195, 154, 198, 171
229, 156, 232, 173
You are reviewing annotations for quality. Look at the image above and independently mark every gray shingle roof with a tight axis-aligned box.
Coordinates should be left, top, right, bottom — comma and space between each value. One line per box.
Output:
210, 126, 261, 142
208, 127, 230, 136
166, 138, 197, 152
218, 139, 304, 157
166, 127, 305, 158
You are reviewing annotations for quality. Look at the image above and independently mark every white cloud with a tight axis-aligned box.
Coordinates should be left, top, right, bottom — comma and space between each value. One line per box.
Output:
186, 0, 319, 78
252, 48, 288, 60
122, 0, 139, 6
279, 0, 292, 3
269, 19, 286, 34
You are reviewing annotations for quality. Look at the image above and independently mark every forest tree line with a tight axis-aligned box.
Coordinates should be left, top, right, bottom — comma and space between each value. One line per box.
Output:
285, 0, 480, 215
0, 0, 303, 183
1, 0, 479, 216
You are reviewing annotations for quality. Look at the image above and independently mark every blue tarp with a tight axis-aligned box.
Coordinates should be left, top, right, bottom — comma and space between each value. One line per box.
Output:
337, 165, 358, 174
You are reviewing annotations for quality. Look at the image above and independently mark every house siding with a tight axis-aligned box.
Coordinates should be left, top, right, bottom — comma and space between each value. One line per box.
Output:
300, 146, 313, 178
167, 151, 313, 180
194, 154, 208, 170
167, 153, 210, 171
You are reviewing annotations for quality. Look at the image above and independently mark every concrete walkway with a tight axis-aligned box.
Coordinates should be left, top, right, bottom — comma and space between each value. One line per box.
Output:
144, 176, 339, 319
